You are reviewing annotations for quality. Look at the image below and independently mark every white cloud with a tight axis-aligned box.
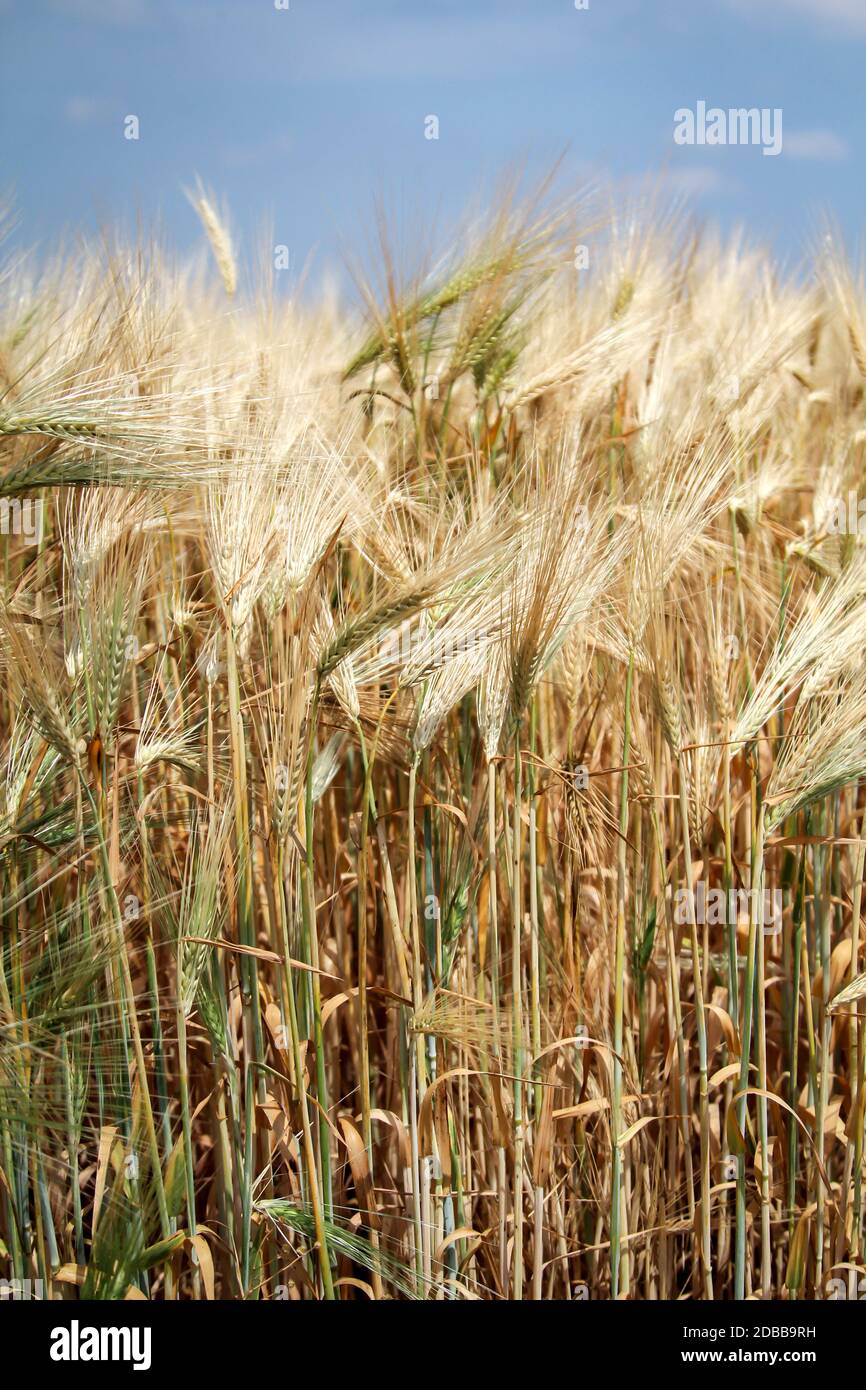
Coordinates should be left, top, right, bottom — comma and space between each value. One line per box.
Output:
663, 166, 741, 197
48, 0, 147, 25
723, 0, 866, 36
783, 129, 849, 161
64, 95, 99, 125
285, 13, 575, 81
219, 132, 294, 171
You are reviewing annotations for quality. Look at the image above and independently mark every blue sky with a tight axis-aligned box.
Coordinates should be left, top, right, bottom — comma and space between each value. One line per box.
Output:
0, 0, 862, 286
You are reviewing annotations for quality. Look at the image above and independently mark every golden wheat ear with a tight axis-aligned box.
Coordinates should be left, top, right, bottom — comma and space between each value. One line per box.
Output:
187, 182, 237, 298
829, 970, 866, 1014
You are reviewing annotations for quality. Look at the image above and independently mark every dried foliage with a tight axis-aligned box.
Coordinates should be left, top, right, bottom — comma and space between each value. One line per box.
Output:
2, 189, 866, 1301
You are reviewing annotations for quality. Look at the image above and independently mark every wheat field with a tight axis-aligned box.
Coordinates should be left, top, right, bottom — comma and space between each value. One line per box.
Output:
2, 186, 866, 1302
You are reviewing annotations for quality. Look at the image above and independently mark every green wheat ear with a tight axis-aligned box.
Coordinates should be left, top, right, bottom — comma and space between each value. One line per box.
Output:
255, 1200, 424, 1300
